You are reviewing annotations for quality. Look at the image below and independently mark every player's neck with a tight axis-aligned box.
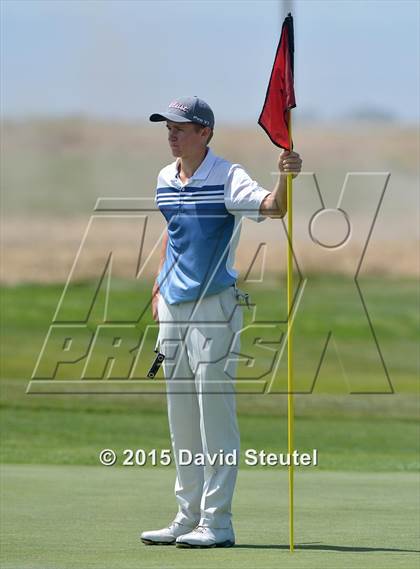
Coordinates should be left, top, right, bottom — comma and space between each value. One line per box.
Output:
178, 147, 208, 182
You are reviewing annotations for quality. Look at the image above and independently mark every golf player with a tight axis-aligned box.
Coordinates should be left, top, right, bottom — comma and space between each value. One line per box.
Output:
141, 96, 302, 548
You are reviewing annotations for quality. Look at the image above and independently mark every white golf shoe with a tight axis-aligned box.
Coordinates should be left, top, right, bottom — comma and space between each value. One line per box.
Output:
176, 525, 235, 548
140, 521, 197, 545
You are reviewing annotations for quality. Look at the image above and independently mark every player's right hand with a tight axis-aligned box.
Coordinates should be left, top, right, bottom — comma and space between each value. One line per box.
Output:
152, 292, 160, 322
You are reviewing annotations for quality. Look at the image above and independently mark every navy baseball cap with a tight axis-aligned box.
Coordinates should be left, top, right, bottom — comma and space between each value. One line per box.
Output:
150, 96, 215, 128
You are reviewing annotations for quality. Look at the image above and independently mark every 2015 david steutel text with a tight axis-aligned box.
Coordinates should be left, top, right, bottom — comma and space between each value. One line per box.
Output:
99, 448, 318, 467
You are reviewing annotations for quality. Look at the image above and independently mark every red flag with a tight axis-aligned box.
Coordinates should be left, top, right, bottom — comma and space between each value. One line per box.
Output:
258, 13, 296, 150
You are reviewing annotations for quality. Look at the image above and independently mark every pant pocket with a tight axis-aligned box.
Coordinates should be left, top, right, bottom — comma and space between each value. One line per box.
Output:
218, 287, 243, 334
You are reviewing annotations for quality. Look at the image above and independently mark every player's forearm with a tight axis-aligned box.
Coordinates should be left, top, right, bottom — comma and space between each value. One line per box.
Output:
153, 229, 168, 297
260, 173, 287, 218
259, 150, 302, 219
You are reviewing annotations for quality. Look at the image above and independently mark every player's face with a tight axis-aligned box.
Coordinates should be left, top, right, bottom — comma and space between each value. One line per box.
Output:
166, 121, 206, 157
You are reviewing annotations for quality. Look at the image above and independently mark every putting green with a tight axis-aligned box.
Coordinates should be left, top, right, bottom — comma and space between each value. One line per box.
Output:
1, 465, 418, 568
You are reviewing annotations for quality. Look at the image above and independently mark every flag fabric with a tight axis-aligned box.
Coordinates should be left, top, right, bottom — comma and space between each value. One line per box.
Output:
258, 13, 296, 150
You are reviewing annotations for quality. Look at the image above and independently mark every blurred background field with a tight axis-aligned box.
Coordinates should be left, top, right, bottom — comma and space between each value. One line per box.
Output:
1, 274, 418, 470
1, 119, 419, 281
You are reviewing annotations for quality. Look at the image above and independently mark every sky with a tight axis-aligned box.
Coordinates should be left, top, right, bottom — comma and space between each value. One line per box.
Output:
1, 0, 419, 124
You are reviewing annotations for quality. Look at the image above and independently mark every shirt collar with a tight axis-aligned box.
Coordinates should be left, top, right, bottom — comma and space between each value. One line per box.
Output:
170, 147, 216, 184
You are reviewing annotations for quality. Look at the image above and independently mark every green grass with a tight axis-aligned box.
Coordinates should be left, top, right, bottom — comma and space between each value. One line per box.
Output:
1, 275, 418, 392
1, 276, 418, 470
0, 405, 418, 471
1, 465, 419, 569
1, 277, 419, 568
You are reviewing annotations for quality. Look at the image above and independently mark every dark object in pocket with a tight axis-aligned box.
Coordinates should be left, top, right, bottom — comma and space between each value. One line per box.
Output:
147, 345, 165, 379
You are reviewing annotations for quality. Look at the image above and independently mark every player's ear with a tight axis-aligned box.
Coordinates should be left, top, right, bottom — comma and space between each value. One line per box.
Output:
205, 127, 213, 145
201, 126, 211, 142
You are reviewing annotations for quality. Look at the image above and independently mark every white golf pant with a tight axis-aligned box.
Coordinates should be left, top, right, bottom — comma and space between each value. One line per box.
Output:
157, 285, 243, 529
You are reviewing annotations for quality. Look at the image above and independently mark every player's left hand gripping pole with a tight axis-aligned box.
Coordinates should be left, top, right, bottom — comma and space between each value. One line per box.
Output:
257, 12, 296, 553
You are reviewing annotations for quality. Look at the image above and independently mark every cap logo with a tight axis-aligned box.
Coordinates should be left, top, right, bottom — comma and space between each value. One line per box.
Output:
192, 115, 209, 126
169, 101, 190, 112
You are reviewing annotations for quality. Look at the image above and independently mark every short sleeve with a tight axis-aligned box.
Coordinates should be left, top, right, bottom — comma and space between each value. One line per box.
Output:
224, 164, 271, 223
154, 172, 162, 207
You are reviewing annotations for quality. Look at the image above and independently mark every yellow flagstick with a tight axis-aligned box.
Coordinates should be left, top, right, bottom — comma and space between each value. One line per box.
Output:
286, 109, 294, 553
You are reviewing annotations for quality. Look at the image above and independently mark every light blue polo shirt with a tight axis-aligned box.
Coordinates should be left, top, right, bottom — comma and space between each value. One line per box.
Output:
155, 148, 270, 305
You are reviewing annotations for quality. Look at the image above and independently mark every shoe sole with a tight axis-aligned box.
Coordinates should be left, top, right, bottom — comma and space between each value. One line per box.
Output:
141, 538, 175, 546
176, 540, 235, 549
